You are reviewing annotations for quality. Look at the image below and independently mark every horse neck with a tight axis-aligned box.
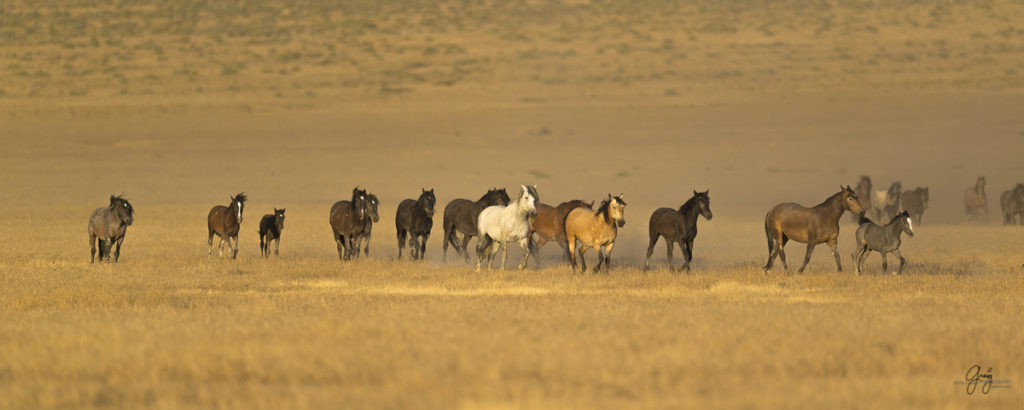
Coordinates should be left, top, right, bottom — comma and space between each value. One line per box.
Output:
815, 193, 846, 221
881, 218, 904, 239
509, 195, 530, 216
679, 199, 700, 225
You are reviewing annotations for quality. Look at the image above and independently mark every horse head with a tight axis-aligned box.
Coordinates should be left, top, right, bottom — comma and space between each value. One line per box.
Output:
607, 193, 627, 227
110, 195, 134, 226
351, 187, 369, 220
231, 192, 247, 224
274, 208, 286, 230
520, 184, 538, 218
898, 211, 914, 237
420, 188, 436, 218
366, 194, 380, 223
485, 188, 511, 207
840, 185, 865, 216
694, 190, 713, 221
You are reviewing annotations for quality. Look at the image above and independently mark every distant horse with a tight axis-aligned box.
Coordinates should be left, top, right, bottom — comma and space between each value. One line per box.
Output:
442, 188, 511, 263
565, 194, 627, 274
396, 189, 436, 260
852, 175, 873, 222
476, 185, 539, 271
208, 192, 247, 259
999, 183, 1024, 226
763, 186, 864, 274
852, 211, 914, 275
871, 181, 902, 221
963, 176, 988, 220
901, 187, 929, 225
258, 208, 285, 258
329, 187, 373, 261
352, 194, 380, 258
88, 194, 135, 263
528, 199, 593, 263
644, 190, 712, 272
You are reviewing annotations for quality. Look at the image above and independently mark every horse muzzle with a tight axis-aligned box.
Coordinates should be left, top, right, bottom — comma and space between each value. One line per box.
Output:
704, 212, 713, 221
617, 220, 625, 227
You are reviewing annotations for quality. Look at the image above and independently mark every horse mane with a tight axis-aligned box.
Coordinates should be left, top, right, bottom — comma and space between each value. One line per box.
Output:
233, 192, 247, 204
596, 199, 611, 223
679, 194, 703, 213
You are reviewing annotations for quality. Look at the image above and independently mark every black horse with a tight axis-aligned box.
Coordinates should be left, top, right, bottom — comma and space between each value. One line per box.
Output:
396, 189, 436, 260
442, 188, 510, 263
644, 190, 713, 272
89, 194, 135, 263
258, 208, 285, 258
853, 211, 914, 275
901, 187, 929, 225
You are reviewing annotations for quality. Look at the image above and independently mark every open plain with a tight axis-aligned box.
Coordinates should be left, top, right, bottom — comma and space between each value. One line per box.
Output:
2, 1, 1024, 408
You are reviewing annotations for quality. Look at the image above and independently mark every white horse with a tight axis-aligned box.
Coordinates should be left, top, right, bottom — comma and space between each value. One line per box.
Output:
476, 185, 539, 271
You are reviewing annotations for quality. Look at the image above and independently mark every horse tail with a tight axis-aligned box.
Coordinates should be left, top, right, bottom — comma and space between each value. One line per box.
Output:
764, 220, 773, 253
561, 209, 575, 248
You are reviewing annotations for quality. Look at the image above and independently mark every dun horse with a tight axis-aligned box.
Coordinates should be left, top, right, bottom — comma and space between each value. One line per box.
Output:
644, 190, 712, 272
396, 189, 436, 260
564, 194, 627, 274
476, 185, 539, 271
208, 192, 247, 259
258, 208, 285, 258
963, 176, 988, 220
329, 187, 375, 261
852, 175, 873, 222
901, 187, 929, 225
999, 183, 1024, 226
352, 194, 380, 258
528, 199, 593, 263
852, 211, 914, 275
763, 186, 863, 274
88, 194, 135, 263
871, 181, 901, 221
442, 188, 510, 263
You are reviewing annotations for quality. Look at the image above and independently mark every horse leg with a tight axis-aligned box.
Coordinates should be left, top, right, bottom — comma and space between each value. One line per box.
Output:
90, 234, 97, 263
208, 231, 215, 258
593, 248, 604, 273
419, 232, 429, 261
530, 235, 547, 266
397, 228, 406, 259
578, 245, 589, 273
827, 239, 841, 272
499, 242, 508, 270
442, 225, 451, 262
363, 230, 371, 256
461, 233, 473, 264
601, 243, 615, 273
881, 251, 889, 273
855, 246, 868, 275
567, 235, 578, 273
274, 237, 280, 257
666, 241, 675, 271
218, 237, 225, 258
260, 234, 266, 258
335, 233, 347, 261
796, 243, 816, 274
517, 237, 530, 270
410, 236, 421, 260
231, 236, 239, 259
114, 236, 124, 262
475, 234, 492, 271
644, 233, 659, 271
893, 249, 906, 275
681, 240, 693, 273
778, 236, 790, 271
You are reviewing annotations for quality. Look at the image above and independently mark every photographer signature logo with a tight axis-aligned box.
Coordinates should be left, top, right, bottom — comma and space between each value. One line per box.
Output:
954, 365, 1012, 395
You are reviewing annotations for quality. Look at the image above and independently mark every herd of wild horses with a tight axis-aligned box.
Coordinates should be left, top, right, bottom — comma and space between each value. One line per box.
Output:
88, 176, 1024, 274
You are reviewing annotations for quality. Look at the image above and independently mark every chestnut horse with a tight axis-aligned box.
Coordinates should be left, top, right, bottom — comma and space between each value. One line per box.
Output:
208, 192, 247, 259
528, 199, 593, 263
763, 186, 863, 274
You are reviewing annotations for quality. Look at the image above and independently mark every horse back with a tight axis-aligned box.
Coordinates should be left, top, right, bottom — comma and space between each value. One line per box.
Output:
88, 207, 118, 238
565, 207, 616, 245
765, 202, 835, 243
208, 205, 237, 236
396, 198, 417, 229
258, 214, 276, 236
444, 198, 481, 233
648, 207, 684, 238
329, 200, 353, 233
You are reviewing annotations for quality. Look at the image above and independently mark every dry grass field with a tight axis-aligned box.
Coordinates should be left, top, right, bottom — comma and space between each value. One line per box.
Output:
3, 0, 1024, 409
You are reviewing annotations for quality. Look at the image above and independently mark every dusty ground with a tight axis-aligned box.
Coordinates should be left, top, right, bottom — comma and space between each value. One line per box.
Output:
2, 1, 1024, 408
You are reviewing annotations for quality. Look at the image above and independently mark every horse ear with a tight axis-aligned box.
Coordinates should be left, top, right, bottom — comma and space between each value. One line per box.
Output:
109, 195, 117, 204
694, 190, 698, 195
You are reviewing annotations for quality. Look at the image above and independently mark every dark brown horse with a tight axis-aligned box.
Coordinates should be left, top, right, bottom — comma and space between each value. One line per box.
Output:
763, 186, 863, 274
442, 188, 510, 263
901, 187, 929, 225
208, 192, 247, 259
644, 190, 713, 272
396, 189, 436, 260
88, 194, 135, 263
258, 208, 285, 258
1000, 183, 1024, 226
963, 176, 988, 220
329, 187, 373, 261
351, 194, 380, 258
852, 175, 873, 222
528, 199, 593, 263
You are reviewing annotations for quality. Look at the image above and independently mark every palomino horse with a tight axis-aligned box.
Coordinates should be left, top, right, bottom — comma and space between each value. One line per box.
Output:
258, 208, 285, 258
852, 175, 873, 222
1000, 183, 1024, 226
442, 188, 510, 263
871, 181, 901, 221
89, 194, 135, 263
528, 199, 593, 263
208, 192, 247, 259
763, 186, 863, 274
963, 176, 988, 220
329, 187, 376, 261
396, 189, 436, 260
476, 185, 539, 271
565, 194, 627, 274
901, 187, 929, 225
644, 190, 712, 272
352, 193, 380, 258
852, 211, 914, 275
